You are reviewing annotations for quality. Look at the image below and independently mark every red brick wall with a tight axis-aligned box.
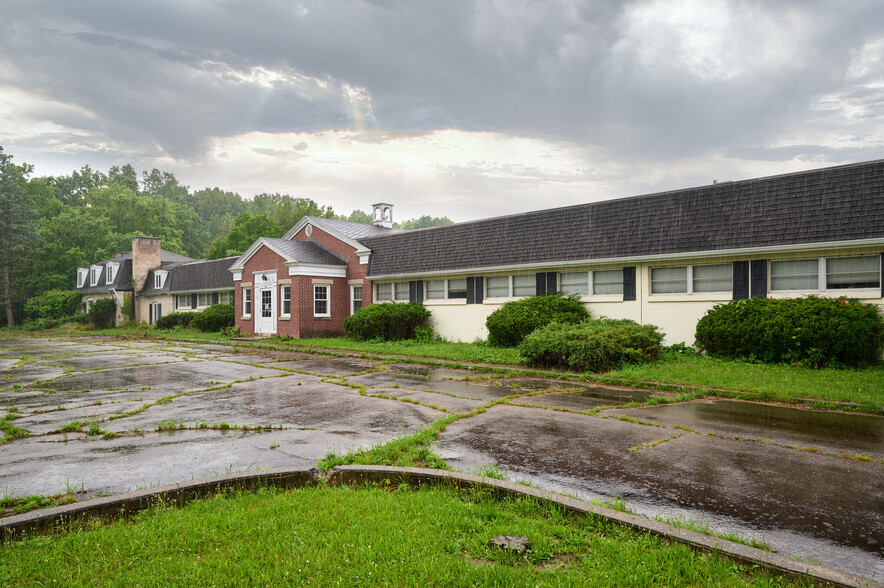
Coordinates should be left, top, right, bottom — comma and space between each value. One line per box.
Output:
234, 224, 374, 337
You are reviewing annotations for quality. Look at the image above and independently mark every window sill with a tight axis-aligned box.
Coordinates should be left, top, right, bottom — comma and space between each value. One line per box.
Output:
313, 316, 331, 320
279, 315, 290, 321
425, 299, 468, 306
241, 315, 252, 320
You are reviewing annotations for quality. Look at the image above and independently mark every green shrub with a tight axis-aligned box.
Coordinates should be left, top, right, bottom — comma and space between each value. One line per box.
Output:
22, 317, 60, 331
25, 289, 82, 321
695, 296, 884, 368
344, 302, 432, 341
191, 303, 235, 332
486, 293, 590, 347
519, 319, 665, 373
87, 298, 117, 329
155, 312, 195, 330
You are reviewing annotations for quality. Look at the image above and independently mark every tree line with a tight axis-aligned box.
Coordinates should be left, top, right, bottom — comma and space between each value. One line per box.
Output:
0, 146, 451, 326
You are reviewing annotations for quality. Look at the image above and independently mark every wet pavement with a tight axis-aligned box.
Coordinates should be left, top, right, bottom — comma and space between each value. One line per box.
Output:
0, 336, 881, 579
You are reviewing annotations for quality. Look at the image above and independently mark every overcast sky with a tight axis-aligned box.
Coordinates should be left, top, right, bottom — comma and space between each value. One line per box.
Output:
2, 0, 883, 222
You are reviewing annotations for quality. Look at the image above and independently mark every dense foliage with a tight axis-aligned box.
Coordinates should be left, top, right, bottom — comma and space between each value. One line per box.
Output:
519, 319, 665, 373
24, 289, 81, 321
191, 304, 235, 332
155, 312, 196, 330
344, 302, 432, 341
486, 293, 590, 347
695, 296, 884, 367
1, 145, 455, 326
87, 298, 118, 329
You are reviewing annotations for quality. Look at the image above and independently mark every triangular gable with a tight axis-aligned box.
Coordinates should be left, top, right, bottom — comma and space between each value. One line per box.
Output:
282, 217, 371, 258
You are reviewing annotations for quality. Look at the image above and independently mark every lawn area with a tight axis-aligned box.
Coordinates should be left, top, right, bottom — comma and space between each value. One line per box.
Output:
0, 484, 801, 587
606, 351, 884, 409
278, 335, 523, 364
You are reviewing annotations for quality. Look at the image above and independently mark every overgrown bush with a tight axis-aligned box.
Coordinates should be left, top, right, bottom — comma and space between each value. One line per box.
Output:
695, 296, 884, 368
25, 289, 81, 321
87, 298, 117, 329
155, 312, 195, 330
519, 319, 665, 373
486, 293, 590, 347
191, 303, 235, 332
344, 302, 432, 341
22, 317, 60, 331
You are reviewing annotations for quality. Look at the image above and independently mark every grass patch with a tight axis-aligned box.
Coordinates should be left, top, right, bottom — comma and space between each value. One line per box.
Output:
276, 336, 523, 365
657, 513, 773, 552
0, 412, 29, 444
607, 352, 884, 410
0, 485, 802, 587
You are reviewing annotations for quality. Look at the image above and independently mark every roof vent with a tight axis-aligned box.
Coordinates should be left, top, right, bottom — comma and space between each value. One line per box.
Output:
371, 203, 394, 228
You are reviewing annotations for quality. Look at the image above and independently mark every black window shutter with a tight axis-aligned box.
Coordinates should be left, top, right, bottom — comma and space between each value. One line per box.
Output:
881, 254, 883, 298
546, 272, 557, 295
466, 277, 475, 304
750, 260, 767, 298
475, 277, 484, 304
623, 267, 636, 301
536, 273, 547, 296
191, 294, 197, 309
733, 261, 750, 300
409, 280, 423, 303
149, 304, 153, 324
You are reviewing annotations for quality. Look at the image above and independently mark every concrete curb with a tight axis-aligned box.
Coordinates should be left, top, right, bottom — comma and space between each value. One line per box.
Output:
328, 466, 881, 588
1, 464, 879, 588
0, 466, 321, 541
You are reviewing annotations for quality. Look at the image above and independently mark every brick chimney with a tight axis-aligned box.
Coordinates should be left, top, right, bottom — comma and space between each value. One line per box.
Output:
132, 236, 162, 294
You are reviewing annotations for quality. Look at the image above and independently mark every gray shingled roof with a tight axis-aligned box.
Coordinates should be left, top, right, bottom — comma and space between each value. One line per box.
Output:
302, 217, 403, 241
262, 238, 349, 265
76, 254, 133, 294
362, 159, 884, 277
141, 257, 237, 295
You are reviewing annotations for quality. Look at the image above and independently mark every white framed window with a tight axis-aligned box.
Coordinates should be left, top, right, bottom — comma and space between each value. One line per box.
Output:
376, 283, 393, 301
85, 298, 94, 312
314, 284, 330, 317
376, 282, 409, 302
691, 264, 732, 293
651, 264, 731, 295
281, 285, 291, 316
176, 295, 192, 310
90, 266, 100, 287
651, 266, 688, 294
350, 285, 362, 315
426, 280, 445, 300
486, 276, 510, 298
220, 292, 231, 305
512, 275, 536, 297
154, 271, 167, 290
243, 287, 252, 317
105, 263, 118, 285
393, 281, 409, 302
559, 269, 625, 296
77, 269, 88, 288
771, 255, 881, 292
149, 301, 162, 324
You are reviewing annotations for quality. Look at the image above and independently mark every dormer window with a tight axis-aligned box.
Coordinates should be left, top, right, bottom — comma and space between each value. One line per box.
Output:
105, 263, 119, 285
90, 266, 101, 287
154, 270, 167, 289
77, 268, 88, 288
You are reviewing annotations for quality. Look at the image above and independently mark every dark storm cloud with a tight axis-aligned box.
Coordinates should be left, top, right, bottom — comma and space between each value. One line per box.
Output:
2, 0, 884, 162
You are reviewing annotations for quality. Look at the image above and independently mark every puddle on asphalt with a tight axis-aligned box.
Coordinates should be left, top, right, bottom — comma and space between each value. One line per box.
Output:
514, 387, 659, 411
607, 400, 884, 458
348, 371, 520, 400
436, 404, 884, 578
386, 364, 474, 381
271, 358, 378, 376
369, 388, 484, 413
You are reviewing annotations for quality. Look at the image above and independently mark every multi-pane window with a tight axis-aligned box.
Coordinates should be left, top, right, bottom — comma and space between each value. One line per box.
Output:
105, 264, 118, 285
243, 287, 252, 316
447, 279, 467, 299
77, 269, 88, 288
90, 267, 99, 286
559, 269, 624, 296
314, 285, 330, 317
486, 276, 510, 297
651, 265, 731, 294
261, 290, 272, 318
281, 285, 291, 315
691, 264, 732, 293
376, 282, 410, 301
426, 280, 445, 300
351, 285, 362, 314
198, 293, 210, 307
154, 272, 166, 289
651, 266, 688, 294
771, 255, 881, 291
512, 275, 536, 297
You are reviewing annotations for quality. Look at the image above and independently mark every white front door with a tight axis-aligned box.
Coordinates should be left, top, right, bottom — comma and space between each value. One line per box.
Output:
255, 286, 276, 334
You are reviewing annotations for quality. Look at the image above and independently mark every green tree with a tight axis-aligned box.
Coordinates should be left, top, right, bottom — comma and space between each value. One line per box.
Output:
48, 165, 107, 206
273, 196, 335, 230
395, 215, 453, 230
0, 146, 35, 326
140, 168, 189, 203
107, 164, 138, 193
342, 209, 372, 224
206, 212, 283, 259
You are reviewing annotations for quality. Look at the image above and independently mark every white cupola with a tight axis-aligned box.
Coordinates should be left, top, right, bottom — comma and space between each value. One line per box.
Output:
371, 203, 394, 228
